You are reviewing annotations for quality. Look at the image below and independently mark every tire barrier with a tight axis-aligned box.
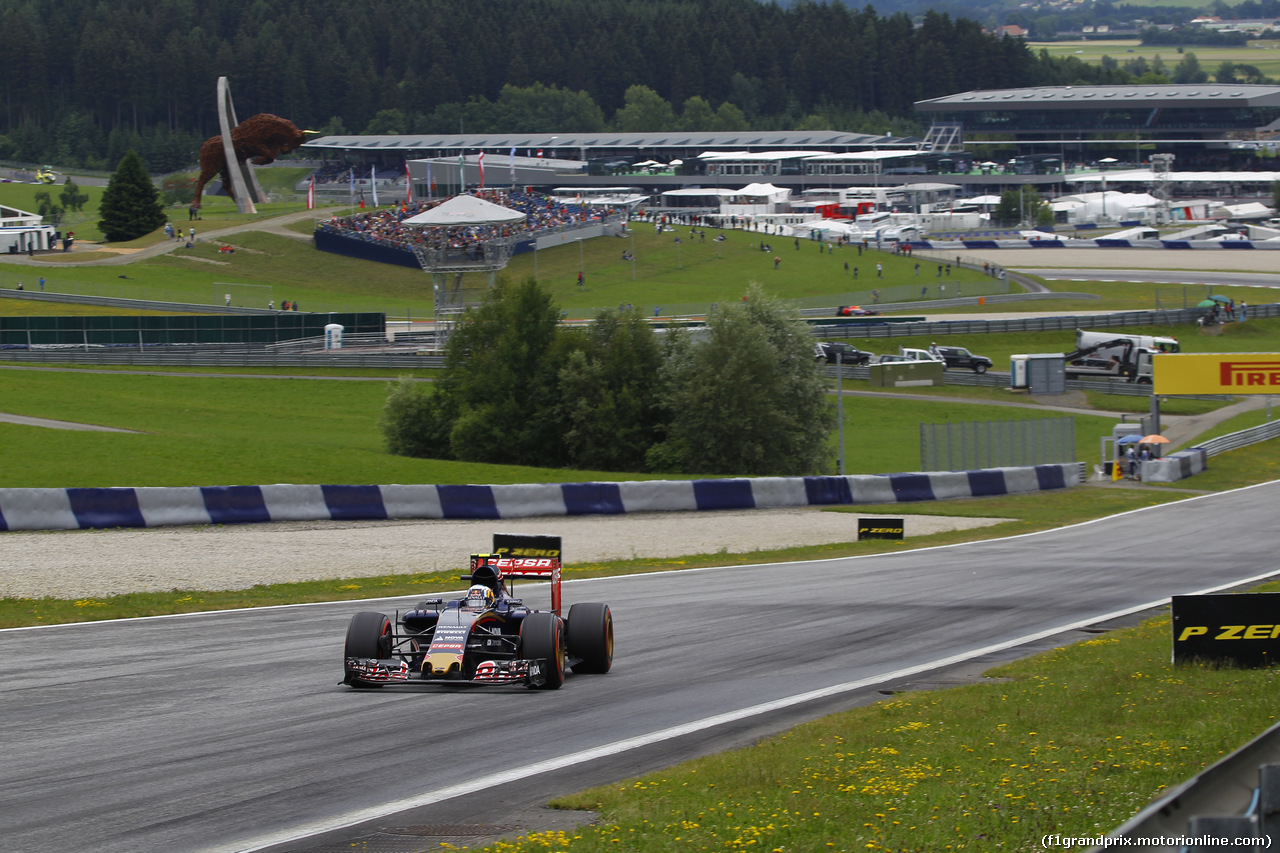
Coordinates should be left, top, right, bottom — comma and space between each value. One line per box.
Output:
0, 464, 1079, 531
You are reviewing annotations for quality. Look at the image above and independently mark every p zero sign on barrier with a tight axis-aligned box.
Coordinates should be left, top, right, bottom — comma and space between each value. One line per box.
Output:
858, 518, 904, 541
1172, 592, 1280, 666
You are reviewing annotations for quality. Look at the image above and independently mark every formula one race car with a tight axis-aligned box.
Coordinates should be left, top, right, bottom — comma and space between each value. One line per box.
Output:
343, 533, 613, 690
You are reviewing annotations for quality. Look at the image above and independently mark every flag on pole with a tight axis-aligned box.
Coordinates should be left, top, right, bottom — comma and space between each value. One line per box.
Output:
459, 151, 465, 192
426, 161, 432, 198
348, 168, 354, 205
306, 176, 315, 210
478, 152, 485, 188
405, 162, 413, 203
370, 165, 378, 207
509, 146, 516, 186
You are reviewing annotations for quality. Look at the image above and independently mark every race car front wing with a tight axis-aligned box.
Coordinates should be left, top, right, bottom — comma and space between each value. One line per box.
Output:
344, 657, 550, 687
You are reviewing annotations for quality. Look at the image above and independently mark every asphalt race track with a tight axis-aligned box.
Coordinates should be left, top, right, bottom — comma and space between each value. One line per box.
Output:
4, 483, 1280, 853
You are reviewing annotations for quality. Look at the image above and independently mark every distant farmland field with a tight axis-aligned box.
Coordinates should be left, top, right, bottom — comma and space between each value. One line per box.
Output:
1029, 39, 1280, 78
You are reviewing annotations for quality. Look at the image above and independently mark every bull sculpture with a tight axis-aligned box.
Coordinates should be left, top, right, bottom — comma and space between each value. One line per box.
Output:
193, 113, 313, 209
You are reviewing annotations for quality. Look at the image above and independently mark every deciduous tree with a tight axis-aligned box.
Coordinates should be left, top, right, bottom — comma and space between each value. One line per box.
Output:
647, 283, 833, 476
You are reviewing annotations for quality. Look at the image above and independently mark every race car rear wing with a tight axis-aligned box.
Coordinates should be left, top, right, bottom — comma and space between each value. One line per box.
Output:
470, 533, 563, 615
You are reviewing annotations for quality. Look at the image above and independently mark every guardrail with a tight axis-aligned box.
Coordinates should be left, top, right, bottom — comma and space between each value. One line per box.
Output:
1094, 721, 1280, 852
1193, 418, 1280, 457
822, 363, 1159, 396
814, 306, 1268, 342
0, 350, 446, 369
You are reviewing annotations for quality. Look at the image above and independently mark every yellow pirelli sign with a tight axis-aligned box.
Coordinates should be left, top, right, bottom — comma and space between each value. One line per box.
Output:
1153, 353, 1280, 395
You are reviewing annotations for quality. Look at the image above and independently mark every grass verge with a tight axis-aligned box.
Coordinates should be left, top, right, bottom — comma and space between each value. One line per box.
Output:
523, 597, 1280, 852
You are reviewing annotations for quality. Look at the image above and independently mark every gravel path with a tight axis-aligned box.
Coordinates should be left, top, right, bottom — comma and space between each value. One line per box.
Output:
0, 509, 1006, 600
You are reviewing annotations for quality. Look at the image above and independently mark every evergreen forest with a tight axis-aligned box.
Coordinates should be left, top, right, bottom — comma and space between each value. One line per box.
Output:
0, 0, 1171, 172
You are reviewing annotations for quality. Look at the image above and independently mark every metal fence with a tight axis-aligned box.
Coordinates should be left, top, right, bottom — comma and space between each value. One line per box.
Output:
816, 304, 1280, 344
1193, 417, 1280, 457
921, 416, 1076, 471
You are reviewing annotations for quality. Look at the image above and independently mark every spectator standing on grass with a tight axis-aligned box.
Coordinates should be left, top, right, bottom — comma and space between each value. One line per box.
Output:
1241, 302, 1248, 322
38, 277, 45, 292
876, 262, 882, 278
914, 263, 919, 277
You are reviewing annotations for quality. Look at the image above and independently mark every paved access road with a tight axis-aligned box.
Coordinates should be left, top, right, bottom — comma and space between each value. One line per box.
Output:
3, 483, 1278, 853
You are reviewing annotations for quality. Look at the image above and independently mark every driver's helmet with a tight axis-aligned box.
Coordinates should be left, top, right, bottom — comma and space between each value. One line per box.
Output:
464, 584, 494, 610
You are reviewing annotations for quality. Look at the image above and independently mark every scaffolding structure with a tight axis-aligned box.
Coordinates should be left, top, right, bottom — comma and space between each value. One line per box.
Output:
410, 239, 516, 346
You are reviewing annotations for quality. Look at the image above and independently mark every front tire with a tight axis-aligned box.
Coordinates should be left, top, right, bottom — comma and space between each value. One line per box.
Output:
344, 611, 392, 688
345, 611, 392, 659
567, 603, 614, 674
520, 613, 565, 690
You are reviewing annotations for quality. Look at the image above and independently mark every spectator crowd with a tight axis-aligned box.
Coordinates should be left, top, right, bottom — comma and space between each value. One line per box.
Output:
315, 188, 624, 258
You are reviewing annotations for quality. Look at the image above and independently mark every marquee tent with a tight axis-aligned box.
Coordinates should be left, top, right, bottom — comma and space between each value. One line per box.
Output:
402, 194, 526, 227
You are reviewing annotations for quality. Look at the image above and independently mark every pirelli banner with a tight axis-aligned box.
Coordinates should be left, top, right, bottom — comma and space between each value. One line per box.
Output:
1154, 353, 1280, 396
1172, 593, 1280, 667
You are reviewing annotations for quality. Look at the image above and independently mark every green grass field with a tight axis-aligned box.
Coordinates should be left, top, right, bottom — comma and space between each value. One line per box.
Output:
2, 195, 1279, 851
1030, 39, 1280, 78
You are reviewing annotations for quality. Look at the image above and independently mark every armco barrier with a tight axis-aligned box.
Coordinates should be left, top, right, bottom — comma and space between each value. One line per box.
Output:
907, 238, 1280, 251
0, 463, 1079, 531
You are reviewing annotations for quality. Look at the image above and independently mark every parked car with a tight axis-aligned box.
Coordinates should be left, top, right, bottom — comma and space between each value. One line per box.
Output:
928, 344, 993, 374
875, 353, 932, 364
814, 341, 872, 365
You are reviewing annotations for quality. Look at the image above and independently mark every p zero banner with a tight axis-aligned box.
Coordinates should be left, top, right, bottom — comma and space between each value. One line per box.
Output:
1154, 353, 1280, 395
858, 518, 905, 540
1172, 592, 1280, 667
492, 533, 562, 559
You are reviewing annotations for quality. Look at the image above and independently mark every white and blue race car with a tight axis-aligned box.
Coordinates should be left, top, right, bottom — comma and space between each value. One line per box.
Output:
343, 533, 613, 690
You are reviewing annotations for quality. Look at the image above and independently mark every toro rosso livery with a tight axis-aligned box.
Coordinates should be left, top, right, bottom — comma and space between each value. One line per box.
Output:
343, 533, 613, 690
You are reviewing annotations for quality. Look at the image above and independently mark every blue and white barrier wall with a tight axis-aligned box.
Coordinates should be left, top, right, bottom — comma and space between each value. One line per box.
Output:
0, 463, 1079, 531
1140, 449, 1209, 484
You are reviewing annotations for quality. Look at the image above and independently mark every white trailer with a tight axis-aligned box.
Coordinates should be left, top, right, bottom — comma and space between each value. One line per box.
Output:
1075, 329, 1179, 354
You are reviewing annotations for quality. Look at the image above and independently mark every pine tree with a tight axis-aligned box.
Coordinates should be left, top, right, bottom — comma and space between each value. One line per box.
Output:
97, 150, 165, 242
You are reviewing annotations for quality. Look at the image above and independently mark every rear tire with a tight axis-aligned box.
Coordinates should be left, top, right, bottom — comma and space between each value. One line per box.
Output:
520, 613, 566, 690
567, 603, 614, 674
974, 363, 987, 374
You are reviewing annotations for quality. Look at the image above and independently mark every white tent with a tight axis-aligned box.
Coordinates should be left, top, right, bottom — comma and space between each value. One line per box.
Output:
1212, 202, 1274, 220
402, 194, 525, 226
732, 182, 788, 198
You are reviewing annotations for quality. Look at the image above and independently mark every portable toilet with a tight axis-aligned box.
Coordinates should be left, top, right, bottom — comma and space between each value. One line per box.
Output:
324, 323, 344, 350
1010, 354, 1029, 388
1012, 353, 1065, 394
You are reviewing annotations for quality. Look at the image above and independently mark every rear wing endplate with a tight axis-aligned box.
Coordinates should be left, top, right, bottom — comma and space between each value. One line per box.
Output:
486, 533, 563, 615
